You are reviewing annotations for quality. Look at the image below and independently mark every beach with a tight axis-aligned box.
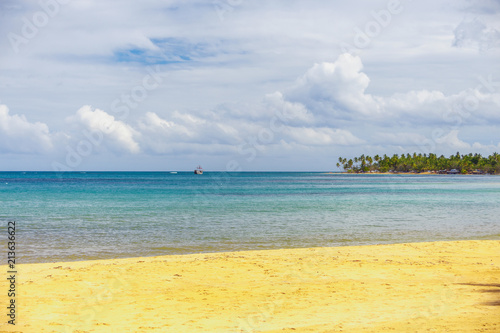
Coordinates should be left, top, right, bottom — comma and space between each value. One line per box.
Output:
1, 240, 499, 332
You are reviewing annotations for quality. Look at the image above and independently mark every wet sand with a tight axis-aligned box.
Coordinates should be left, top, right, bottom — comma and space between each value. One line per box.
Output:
1, 240, 499, 332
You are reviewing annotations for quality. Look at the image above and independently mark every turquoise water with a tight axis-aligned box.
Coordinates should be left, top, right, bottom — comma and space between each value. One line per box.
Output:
1, 172, 499, 263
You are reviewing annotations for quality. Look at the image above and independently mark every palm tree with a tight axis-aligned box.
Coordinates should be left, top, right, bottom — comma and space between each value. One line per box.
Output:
336, 152, 499, 174
366, 156, 373, 171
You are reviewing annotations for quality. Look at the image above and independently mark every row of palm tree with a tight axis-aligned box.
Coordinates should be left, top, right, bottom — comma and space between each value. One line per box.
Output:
336, 152, 500, 174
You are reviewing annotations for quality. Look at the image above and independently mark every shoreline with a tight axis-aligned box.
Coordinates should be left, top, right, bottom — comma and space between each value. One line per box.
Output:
15, 236, 500, 265
17, 234, 500, 265
1, 240, 499, 332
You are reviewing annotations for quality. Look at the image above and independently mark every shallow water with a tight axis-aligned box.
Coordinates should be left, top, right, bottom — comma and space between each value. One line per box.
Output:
1, 172, 499, 263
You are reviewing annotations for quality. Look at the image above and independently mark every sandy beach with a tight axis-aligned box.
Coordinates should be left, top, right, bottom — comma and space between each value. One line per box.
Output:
1, 240, 499, 332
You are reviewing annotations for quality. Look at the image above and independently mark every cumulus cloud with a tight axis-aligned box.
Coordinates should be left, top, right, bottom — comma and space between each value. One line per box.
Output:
274, 53, 500, 129
285, 53, 382, 120
67, 106, 140, 154
0, 105, 54, 153
136, 111, 247, 154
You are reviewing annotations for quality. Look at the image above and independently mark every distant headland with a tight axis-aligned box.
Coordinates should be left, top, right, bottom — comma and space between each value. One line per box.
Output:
337, 152, 500, 175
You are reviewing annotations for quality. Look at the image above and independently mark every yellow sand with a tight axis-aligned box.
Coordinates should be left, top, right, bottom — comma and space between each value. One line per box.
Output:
1, 240, 499, 332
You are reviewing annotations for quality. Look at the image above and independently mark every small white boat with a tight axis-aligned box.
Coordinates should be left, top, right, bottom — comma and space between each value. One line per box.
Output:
194, 165, 204, 175
170, 172, 177, 174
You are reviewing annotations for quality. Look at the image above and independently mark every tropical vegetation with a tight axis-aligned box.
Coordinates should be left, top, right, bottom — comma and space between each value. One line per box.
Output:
336, 152, 500, 174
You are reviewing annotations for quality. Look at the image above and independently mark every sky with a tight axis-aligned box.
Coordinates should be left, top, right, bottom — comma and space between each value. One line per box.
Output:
1, 0, 499, 171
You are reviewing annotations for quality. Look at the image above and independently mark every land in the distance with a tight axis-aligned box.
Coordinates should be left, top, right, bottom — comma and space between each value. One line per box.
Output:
338, 152, 500, 174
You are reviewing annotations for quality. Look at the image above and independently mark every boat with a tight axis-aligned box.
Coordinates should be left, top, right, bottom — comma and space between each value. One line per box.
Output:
194, 165, 204, 175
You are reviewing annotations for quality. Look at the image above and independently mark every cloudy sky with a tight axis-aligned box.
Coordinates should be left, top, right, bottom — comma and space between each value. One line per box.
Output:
1, 0, 499, 171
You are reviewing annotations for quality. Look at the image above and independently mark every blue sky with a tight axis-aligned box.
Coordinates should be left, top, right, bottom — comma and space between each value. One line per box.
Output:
1, 0, 499, 171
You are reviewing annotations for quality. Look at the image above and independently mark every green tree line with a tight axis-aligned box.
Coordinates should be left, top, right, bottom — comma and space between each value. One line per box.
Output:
337, 152, 500, 174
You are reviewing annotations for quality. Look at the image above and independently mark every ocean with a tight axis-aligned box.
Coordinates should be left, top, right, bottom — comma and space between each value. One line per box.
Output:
1, 172, 499, 263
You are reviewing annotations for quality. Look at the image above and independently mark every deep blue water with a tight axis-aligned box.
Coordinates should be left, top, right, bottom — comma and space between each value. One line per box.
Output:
1, 172, 499, 263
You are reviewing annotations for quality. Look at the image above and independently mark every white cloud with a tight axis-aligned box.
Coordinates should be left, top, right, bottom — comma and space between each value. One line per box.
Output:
386, 90, 446, 111
285, 54, 382, 120
284, 127, 364, 146
275, 53, 500, 129
435, 130, 471, 150
68, 106, 140, 154
263, 92, 314, 125
137, 111, 194, 153
373, 132, 429, 146
136, 111, 243, 154
0, 105, 54, 153
453, 18, 500, 51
